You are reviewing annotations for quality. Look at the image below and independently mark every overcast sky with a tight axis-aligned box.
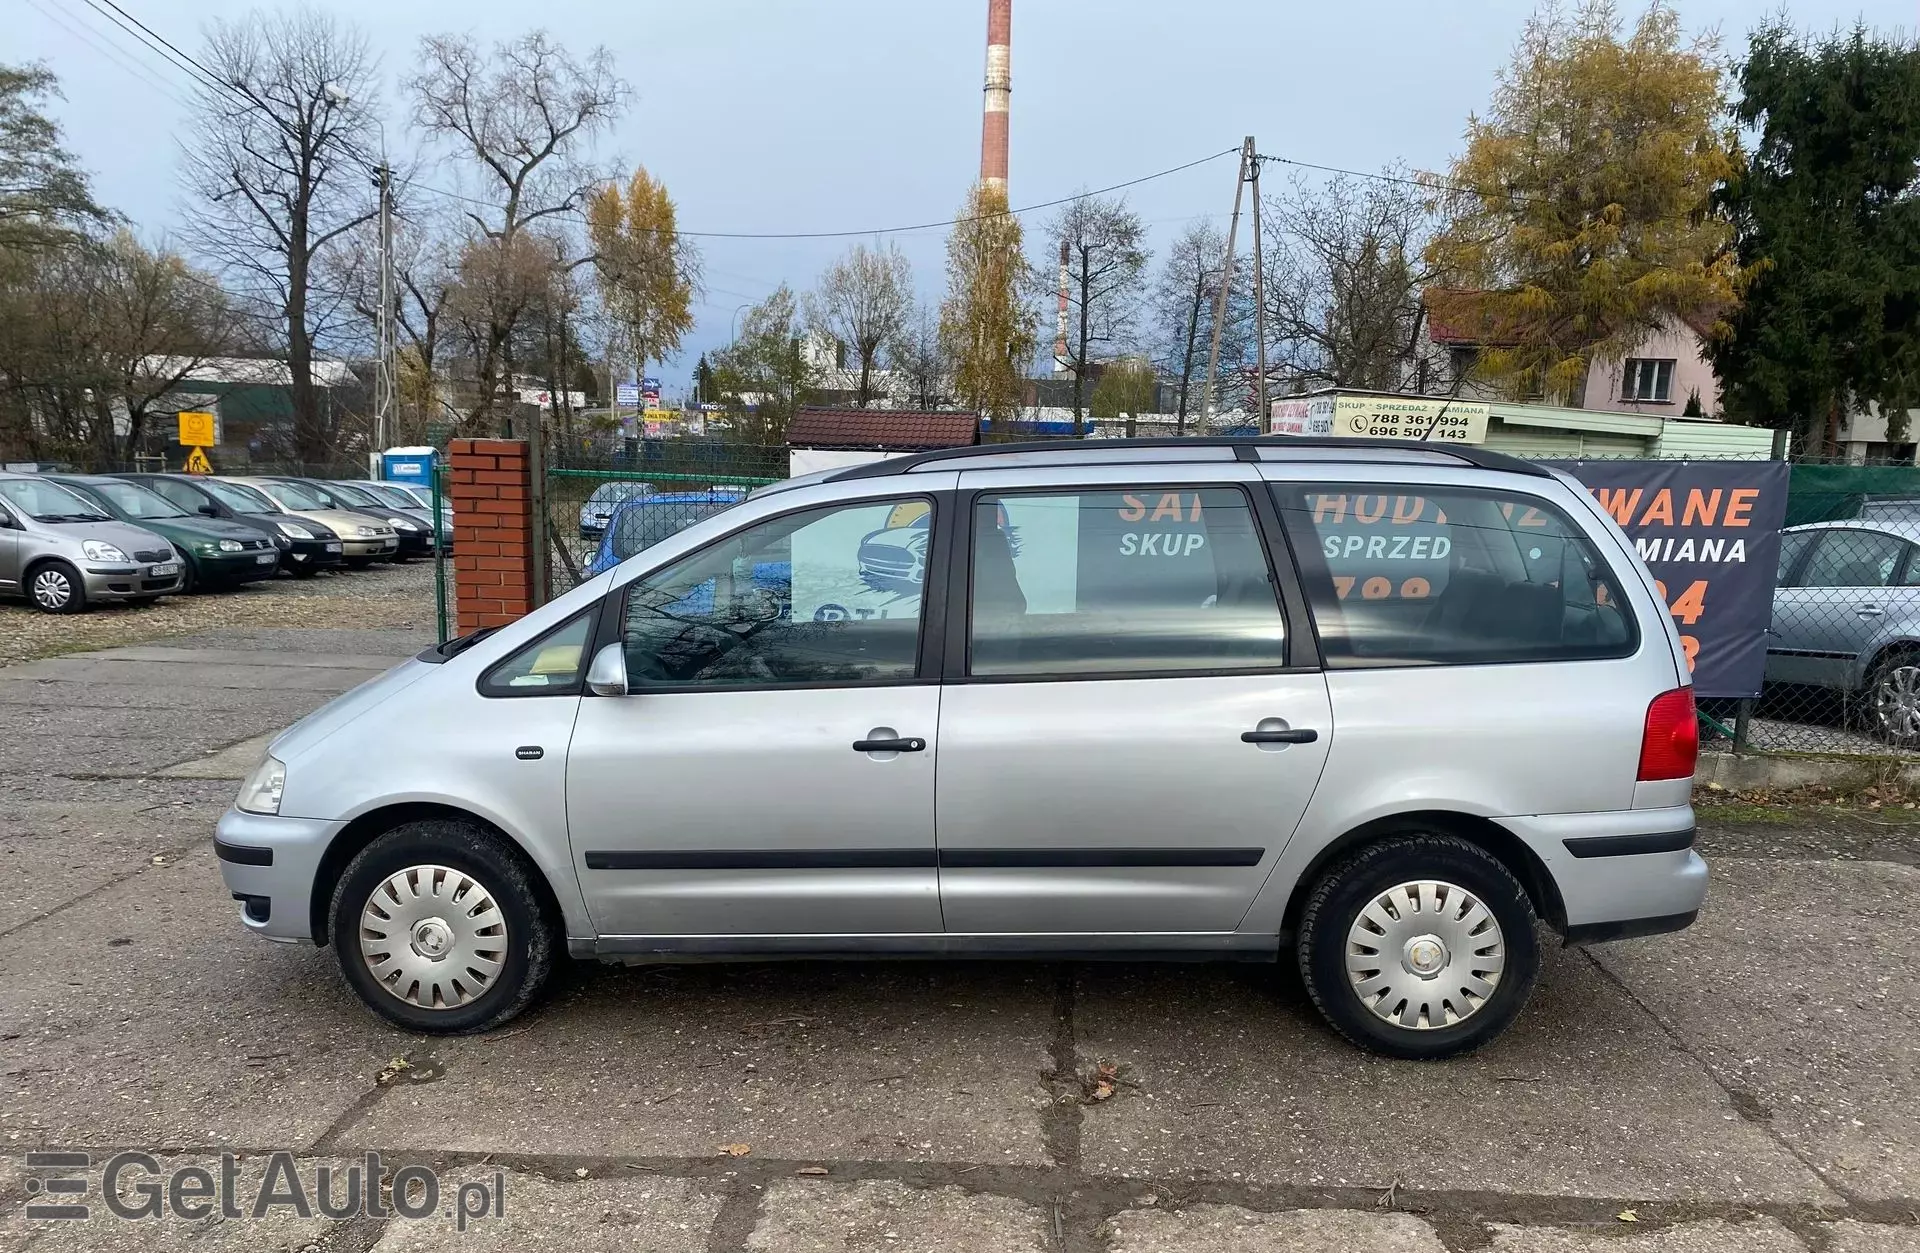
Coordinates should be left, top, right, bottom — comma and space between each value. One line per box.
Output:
15, 0, 1918, 391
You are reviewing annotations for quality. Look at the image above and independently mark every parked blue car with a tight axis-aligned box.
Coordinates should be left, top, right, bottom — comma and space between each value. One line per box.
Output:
585, 488, 752, 577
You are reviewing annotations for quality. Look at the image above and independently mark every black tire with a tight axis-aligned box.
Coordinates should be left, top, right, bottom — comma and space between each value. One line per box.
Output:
328, 819, 556, 1034
25, 559, 85, 614
1864, 649, 1920, 748
289, 562, 319, 578
343, 556, 373, 570
1297, 834, 1540, 1060
180, 557, 200, 595
126, 596, 161, 608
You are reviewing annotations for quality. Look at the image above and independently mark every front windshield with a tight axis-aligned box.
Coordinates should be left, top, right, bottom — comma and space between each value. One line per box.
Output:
88, 480, 189, 520
325, 482, 381, 507
0, 478, 111, 522
203, 480, 277, 514
364, 483, 424, 509
610, 498, 740, 561
261, 481, 329, 511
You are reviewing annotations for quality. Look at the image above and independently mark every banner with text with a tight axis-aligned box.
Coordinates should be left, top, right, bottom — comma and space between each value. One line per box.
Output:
1552, 459, 1789, 698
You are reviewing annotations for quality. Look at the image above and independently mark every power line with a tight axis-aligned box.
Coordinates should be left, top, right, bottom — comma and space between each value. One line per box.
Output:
29, 0, 192, 107
1255, 151, 1556, 208
82, 0, 239, 102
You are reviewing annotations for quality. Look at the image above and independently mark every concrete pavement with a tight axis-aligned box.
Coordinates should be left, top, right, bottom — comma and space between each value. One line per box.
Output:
2, 628, 1919, 1250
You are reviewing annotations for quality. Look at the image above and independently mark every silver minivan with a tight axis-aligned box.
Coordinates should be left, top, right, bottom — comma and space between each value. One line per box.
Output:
0, 472, 184, 611
215, 439, 1704, 1058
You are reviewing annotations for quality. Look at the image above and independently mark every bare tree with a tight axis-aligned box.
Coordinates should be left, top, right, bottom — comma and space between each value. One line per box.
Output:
411, 30, 627, 429
1150, 220, 1249, 432
332, 208, 461, 441
889, 303, 949, 410
182, 9, 380, 461
1045, 194, 1149, 435
805, 242, 913, 408
1261, 170, 1447, 396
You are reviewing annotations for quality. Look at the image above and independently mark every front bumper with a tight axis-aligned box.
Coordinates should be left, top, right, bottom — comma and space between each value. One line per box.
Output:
214, 807, 338, 942
81, 566, 182, 599
392, 530, 434, 558
285, 537, 345, 570
1497, 804, 1708, 942
338, 537, 398, 558
198, 551, 281, 586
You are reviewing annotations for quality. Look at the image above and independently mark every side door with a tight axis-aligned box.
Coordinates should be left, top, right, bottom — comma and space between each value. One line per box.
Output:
932, 466, 1333, 937
1771, 528, 1910, 690
0, 500, 20, 592
566, 486, 953, 941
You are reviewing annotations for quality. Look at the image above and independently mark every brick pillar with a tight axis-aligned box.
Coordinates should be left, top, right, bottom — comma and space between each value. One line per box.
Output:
448, 438, 534, 632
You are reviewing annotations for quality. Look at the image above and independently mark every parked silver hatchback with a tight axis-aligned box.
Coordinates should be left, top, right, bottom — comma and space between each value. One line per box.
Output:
215, 439, 1704, 1058
0, 472, 184, 612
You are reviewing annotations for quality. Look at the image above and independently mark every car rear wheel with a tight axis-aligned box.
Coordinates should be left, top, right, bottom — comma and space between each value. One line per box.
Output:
329, 819, 555, 1034
27, 560, 85, 614
1297, 834, 1539, 1059
1867, 650, 1920, 747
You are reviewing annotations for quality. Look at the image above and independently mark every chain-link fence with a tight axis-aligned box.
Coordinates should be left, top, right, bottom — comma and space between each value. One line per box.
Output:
538, 442, 785, 599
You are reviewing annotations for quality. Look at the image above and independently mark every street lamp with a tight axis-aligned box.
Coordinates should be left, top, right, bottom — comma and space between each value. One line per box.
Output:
729, 303, 753, 347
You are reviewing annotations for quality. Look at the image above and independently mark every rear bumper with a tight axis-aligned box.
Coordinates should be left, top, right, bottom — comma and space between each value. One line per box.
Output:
214, 807, 338, 942
1497, 805, 1707, 941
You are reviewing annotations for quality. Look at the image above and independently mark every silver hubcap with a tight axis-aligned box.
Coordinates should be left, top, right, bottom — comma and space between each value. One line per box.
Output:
1346, 879, 1506, 1030
31, 569, 71, 609
358, 865, 508, 1010
1875, 666, 1920, 740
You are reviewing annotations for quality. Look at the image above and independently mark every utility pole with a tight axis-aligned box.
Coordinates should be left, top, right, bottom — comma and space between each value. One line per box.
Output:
1199, 138, 1252, 432
1248, 141, 1268, 432
372, 161, 396, 477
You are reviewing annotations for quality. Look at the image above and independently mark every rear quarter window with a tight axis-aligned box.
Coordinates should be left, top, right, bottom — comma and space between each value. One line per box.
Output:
1273, 484, 1639, 667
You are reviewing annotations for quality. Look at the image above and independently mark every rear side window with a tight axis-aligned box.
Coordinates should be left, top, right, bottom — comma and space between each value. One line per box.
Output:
1273, 484, 1637, 667
968, 487, 1287, 677
1794, 529, 1910, 589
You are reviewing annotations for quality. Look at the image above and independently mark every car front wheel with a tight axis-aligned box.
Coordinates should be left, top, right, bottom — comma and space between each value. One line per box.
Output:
27, 560, 85, 614
1297, 834, 1540, 1059
1867, 651, 1920, 747
329, 820, 556, 1034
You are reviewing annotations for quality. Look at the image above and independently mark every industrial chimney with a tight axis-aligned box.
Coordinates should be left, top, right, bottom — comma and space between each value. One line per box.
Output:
980, 0, 1011, 194
1054, 239, 1071, 376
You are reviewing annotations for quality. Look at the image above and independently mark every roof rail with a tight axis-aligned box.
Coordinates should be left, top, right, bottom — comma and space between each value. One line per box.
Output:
826, 435, 1551, 481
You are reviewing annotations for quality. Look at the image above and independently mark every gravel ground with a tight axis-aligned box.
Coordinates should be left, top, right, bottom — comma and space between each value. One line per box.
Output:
0, 558, 440, 665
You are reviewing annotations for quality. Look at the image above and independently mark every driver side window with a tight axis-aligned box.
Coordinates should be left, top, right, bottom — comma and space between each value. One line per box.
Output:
620, 498, 931, 688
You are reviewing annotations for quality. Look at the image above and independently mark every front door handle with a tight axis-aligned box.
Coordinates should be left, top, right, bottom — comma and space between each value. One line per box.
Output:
853, 736, 926, 753
1857, 604, 1884, 617
1242, 728, 1318, 744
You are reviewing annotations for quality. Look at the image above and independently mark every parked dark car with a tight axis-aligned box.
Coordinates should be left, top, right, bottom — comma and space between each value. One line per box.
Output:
270, 478, 433, 561
116, 473, 344, 577
47, 475, 280, 593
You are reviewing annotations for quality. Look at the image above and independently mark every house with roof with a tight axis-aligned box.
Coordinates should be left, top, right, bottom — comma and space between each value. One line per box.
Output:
784, 407, 980, 477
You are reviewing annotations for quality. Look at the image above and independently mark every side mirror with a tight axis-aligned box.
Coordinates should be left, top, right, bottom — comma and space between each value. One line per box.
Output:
198, 504, 219, 517
584, 642, 628, 697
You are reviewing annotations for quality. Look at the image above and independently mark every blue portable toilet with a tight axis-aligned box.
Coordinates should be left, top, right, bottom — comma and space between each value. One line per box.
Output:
381, 446, 437, 487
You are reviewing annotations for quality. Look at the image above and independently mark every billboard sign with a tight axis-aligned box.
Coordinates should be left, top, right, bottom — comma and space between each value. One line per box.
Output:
1553, 459, 1791, 698
1270, 394, 1489, 444
616, 382, 641, 407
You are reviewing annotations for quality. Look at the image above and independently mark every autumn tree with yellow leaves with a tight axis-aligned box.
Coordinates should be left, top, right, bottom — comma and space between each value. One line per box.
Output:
1424, 0, 1741, 403
587, 166, 700, 396
940, 183, 1036, 422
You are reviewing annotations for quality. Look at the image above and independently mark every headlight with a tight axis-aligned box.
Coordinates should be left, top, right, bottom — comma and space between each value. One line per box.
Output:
277, 522, 313, 539
355, 525, 379, 537
81, 540, 129, 562
236, 756, 285, 816
218, 539, 245, 552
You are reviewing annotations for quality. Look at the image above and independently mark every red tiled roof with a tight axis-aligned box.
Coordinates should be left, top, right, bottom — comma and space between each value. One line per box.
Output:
786, 408, 979, 450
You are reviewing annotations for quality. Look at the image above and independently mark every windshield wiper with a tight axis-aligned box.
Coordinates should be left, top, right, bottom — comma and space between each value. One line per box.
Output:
436, 627, 499, 658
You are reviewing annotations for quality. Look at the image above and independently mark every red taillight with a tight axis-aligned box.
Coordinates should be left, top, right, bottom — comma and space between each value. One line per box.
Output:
1638, 688, 1698, 781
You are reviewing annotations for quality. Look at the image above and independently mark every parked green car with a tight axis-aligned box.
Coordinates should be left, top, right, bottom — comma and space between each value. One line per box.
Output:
46, 475, 283, 593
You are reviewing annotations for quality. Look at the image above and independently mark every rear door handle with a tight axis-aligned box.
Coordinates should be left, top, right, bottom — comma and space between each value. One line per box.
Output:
853, 737, 926, 753
1242, 729, 1318, 744
1858, 604, 1884, 617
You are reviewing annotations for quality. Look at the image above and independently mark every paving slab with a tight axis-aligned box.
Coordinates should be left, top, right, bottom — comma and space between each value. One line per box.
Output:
1486, 1217, 1807, 1252
1823, 1220, 1920, 1252
1104, 1205, 1447, 1252
0, 680, 344, 718
158, 626, 434, 657
367, 1166, 722, 1253
0, 845, 407, 1149
84, 646, 404, 671
0, 658, 377, 693
0, 797, 226, 936
747, 1179, 1049, 1253
0, 1152, 359, 1252
0, 733, 240, 779
155, 734, 276, 780
342, 963, 1057, 1165
1590, 857, 1920, 1202
1074, 944, 1833, 1203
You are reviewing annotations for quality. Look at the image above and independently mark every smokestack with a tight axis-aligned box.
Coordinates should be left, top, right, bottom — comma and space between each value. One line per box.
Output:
980, 0, 1011, 194
1054, 239, 1071, 376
